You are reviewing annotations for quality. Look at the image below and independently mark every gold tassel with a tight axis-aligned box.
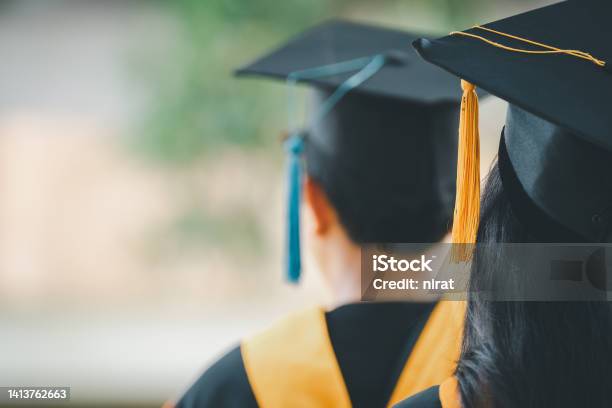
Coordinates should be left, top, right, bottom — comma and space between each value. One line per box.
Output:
451, 80, 480, 262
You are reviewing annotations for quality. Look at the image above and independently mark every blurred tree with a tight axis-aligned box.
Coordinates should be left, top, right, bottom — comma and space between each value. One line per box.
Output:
134, 0, 495, 164
130, 0, 352, 261
133, 0, 341, 164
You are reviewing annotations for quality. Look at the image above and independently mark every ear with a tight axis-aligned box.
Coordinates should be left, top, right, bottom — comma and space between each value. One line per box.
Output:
303, 176, 333, 235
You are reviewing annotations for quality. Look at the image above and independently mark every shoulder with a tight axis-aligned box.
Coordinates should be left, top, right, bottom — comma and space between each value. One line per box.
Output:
393, 386, 442, 408
175, 345, 258, 408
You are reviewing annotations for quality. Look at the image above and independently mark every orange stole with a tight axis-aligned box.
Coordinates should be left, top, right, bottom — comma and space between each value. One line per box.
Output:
439, 377, 462, 408
387, 301, 465, 406
242, 301, 465, 408
242, 307, 351, 408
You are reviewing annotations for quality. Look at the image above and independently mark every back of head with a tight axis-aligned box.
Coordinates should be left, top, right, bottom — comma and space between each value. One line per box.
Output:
305, 89, 459, 244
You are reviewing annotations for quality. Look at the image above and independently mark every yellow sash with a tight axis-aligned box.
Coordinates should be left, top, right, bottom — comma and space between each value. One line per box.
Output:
242, 301, 465, 408
387, 301, 465, 406
439, 377, 462, 408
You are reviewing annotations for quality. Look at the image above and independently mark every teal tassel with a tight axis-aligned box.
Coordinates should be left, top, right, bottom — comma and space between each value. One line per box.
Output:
284, 134, 304, 283
283, 54, 387, 284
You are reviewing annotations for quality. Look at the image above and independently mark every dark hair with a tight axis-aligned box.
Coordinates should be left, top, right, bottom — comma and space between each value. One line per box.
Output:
303, 90, 458, 245
305, 165, 452, 244
456, 163, 612, 408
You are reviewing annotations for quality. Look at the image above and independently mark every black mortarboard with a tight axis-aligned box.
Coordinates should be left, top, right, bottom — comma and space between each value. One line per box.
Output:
236, 20, 462, 103
413, 1, 612, 247
237, 20, 467, 282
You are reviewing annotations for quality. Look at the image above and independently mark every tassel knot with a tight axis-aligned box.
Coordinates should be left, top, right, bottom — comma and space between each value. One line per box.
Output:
285, 133, 304, 156
461, 79, 475, 92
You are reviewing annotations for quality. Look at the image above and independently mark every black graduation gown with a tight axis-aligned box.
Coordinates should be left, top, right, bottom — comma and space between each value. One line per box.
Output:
393, 386, 442, 408
176, 302, 435, 408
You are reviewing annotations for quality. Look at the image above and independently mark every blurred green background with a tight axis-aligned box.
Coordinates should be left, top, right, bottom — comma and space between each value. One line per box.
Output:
137, 0, 492, 164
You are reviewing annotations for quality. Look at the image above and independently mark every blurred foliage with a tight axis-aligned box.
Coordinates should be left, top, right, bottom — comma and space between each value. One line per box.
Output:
141, 201, 265, 275
133, 0, 342, 164
134, 0, 489, 165
164, 204, 263, 255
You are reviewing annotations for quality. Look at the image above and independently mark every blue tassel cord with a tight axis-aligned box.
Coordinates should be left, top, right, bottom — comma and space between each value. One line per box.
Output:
283, 54, 387, 283
284, 134, 304, 283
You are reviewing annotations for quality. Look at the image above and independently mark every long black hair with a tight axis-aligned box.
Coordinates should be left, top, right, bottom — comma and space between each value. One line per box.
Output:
456, 163, 612, 408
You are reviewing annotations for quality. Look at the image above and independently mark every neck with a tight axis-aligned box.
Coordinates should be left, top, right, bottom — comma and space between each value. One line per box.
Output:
323, 242, 362, 308
319, 236, 450, 308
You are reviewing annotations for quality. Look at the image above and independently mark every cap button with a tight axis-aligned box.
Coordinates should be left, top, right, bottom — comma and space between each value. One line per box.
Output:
592, 214, 603, 225
284, 134, 304, 155
383, 50, 409, 66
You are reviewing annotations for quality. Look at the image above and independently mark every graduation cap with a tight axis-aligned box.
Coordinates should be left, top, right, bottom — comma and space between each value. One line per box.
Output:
237, 20, 467, 282
413, 0, 612, 255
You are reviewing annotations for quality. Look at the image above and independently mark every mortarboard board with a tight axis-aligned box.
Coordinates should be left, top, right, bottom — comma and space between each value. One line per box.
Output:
412, 0, 612, 252
237, 20, 470, 282
236, 20, 463, 103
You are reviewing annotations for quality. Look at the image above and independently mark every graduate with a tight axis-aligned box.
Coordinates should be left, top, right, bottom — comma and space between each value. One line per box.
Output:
397, 1, 612, 407
175, 20, 469, 408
